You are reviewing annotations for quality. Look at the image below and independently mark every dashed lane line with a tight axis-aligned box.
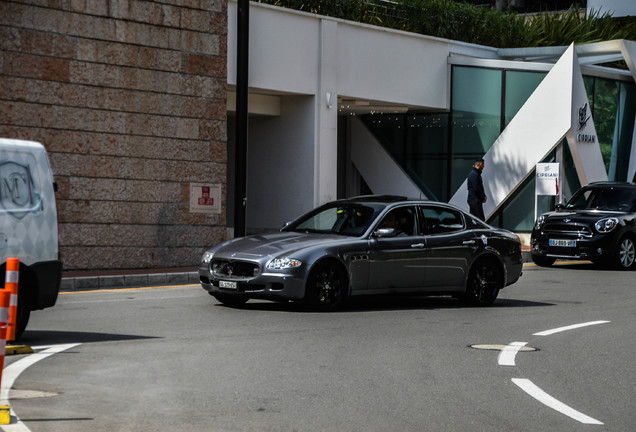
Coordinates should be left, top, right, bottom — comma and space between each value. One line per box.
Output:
533, 320, 611, 336
512, 378, 603, 425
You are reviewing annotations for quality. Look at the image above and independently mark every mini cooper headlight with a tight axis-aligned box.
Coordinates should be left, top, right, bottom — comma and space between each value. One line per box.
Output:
595, 217, 619, 233
201, 251, 214, 263
534, 215, 546, 230
267, 258, 302, 270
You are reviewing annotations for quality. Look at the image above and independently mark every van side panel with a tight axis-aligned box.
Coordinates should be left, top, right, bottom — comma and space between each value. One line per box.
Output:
0, 139, 59, 265
0, 139, 62, 321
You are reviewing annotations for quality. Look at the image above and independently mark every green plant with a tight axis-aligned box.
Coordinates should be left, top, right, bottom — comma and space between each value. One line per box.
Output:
256, 0, 636, 48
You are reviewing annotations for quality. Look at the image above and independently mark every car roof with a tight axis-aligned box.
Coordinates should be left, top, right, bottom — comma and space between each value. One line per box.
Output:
585, 181, 636, 189
342, 195, 447, 205
336, 195, 460, 209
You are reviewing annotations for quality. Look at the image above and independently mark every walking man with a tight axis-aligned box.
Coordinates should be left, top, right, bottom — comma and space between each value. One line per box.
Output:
467, 158, 487, 220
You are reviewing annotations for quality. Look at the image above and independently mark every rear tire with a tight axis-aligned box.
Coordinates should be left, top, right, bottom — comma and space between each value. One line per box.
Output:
464, 258, 502, 306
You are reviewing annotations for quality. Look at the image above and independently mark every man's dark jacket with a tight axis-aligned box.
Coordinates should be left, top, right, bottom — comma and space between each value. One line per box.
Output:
467, 167, 485, 201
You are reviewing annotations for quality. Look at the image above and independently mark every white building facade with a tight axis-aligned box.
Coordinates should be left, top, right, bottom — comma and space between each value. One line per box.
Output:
227, 1, 636, 234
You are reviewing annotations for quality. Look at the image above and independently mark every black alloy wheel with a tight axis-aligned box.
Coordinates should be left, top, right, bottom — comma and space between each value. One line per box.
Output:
464, 258, 502, 306
531, 254, 556, 267
616, 235, 636, 269
212, 292, 249, 307
305, 261, 347, 311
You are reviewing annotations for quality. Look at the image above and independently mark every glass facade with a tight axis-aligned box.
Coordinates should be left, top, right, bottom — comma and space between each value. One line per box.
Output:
361, 65, 636, 232
585, 77, 636, 181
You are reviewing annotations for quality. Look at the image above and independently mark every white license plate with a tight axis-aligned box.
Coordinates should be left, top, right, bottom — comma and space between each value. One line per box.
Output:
219, 280, 237, 289
549, 239, 576, 247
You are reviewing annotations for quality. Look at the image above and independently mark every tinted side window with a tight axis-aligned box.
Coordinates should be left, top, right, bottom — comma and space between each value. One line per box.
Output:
379, 206, 417, 236
420, 206, 464, 234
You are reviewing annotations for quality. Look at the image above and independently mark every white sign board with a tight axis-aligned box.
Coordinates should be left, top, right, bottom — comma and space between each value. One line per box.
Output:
190, 183, 221, 214
536, 163, 560, 196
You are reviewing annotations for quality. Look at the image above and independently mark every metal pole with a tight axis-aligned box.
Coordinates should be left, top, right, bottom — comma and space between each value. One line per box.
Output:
234, 0, 249, 237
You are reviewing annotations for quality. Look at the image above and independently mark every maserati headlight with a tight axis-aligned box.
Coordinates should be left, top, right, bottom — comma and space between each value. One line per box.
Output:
595, 218, 619, 233
534, 215, 546, 230
201, 251, 214, 263
267, 258, 302, 270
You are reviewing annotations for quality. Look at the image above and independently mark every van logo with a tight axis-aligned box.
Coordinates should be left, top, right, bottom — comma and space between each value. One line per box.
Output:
0, 162, 35, 219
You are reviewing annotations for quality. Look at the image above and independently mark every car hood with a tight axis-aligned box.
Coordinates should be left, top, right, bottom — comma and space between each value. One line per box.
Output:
209, 232, 352, 260
543, 210, 625, 224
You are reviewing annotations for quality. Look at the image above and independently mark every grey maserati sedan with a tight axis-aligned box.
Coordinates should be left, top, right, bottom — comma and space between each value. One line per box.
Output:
199, 196, 523, 311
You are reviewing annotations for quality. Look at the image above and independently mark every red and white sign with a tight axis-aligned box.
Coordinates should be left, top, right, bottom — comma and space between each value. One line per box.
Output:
190, 183, 221, 214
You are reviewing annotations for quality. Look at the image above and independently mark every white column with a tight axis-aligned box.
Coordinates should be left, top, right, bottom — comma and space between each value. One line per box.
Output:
314, 18, 339, 207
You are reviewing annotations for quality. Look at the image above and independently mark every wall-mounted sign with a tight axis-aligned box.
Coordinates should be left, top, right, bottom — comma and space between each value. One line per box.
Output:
576, 103, 596, 143
190, 183, 221, 214
536, 163, 560, 196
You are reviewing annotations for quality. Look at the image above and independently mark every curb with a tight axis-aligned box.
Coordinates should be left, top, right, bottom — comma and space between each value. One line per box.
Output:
6, 345, 33, 356
61, 271, 199, 292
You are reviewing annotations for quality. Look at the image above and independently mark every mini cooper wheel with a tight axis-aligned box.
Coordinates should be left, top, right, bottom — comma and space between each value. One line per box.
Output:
464, 258, 502, 306
305, 261, 347, 311
212, 292, 249, 307
616, 235, 636, 269
531, 254, 556, 267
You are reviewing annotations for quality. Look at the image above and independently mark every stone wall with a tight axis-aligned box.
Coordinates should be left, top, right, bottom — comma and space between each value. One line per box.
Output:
0, 0, 228, 270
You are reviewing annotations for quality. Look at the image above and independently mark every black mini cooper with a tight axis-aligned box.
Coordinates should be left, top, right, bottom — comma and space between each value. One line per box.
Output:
531, 182, 636, 269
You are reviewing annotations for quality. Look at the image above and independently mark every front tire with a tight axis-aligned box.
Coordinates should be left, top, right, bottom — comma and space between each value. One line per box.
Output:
464, 258, 502, 306
14, 291, 30, 341
532, 254, 555, 267
304, 261, 347, 311
615, 235, 635, 269
211, 292, 249, 307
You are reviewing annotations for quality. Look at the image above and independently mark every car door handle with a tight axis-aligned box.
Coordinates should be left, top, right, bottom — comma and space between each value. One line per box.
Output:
463, 240, 476, 245
411, 243, 425, 248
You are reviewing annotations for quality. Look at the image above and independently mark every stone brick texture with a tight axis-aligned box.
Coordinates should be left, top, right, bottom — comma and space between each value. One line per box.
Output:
0, 0, 228, 270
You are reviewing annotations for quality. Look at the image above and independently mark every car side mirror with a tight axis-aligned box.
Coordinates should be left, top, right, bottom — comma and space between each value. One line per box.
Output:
555, 203, 565, 211
374, 228, 396, 238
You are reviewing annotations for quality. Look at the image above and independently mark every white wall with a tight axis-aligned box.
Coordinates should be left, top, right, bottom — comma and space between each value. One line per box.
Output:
336, 22, 450, 109
227, 3, 320, 94
228, 1, 457, 108
587, 0, 636, 18
247, 96, 316, 230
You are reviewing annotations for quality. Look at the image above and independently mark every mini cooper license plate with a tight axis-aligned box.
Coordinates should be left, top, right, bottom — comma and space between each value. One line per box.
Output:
219, 280, 238, 289
549, 239, 576, 247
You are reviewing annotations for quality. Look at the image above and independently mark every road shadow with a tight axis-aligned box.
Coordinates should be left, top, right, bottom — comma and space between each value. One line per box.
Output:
17, 330, 159, 345
531, 261, 634, 272
214, 295, 554, 313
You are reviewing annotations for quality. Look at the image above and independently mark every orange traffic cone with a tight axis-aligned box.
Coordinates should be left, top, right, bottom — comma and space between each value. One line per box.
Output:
4, 258, 19, 342
0, 290, 10, 424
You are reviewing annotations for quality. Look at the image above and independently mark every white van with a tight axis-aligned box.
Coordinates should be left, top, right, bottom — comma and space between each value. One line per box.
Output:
0, 138, 62, 339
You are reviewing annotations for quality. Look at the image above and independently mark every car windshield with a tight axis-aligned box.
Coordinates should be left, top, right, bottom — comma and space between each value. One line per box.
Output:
284, 203, 384, 236
566, 187, 636, 212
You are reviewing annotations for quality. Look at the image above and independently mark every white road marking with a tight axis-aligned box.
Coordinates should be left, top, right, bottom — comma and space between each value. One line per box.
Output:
512, 378, 603, 425
498, 341, 528, 366
1, 344, 80, 432
533, 320, 610, 336
501, 320, 611, 426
